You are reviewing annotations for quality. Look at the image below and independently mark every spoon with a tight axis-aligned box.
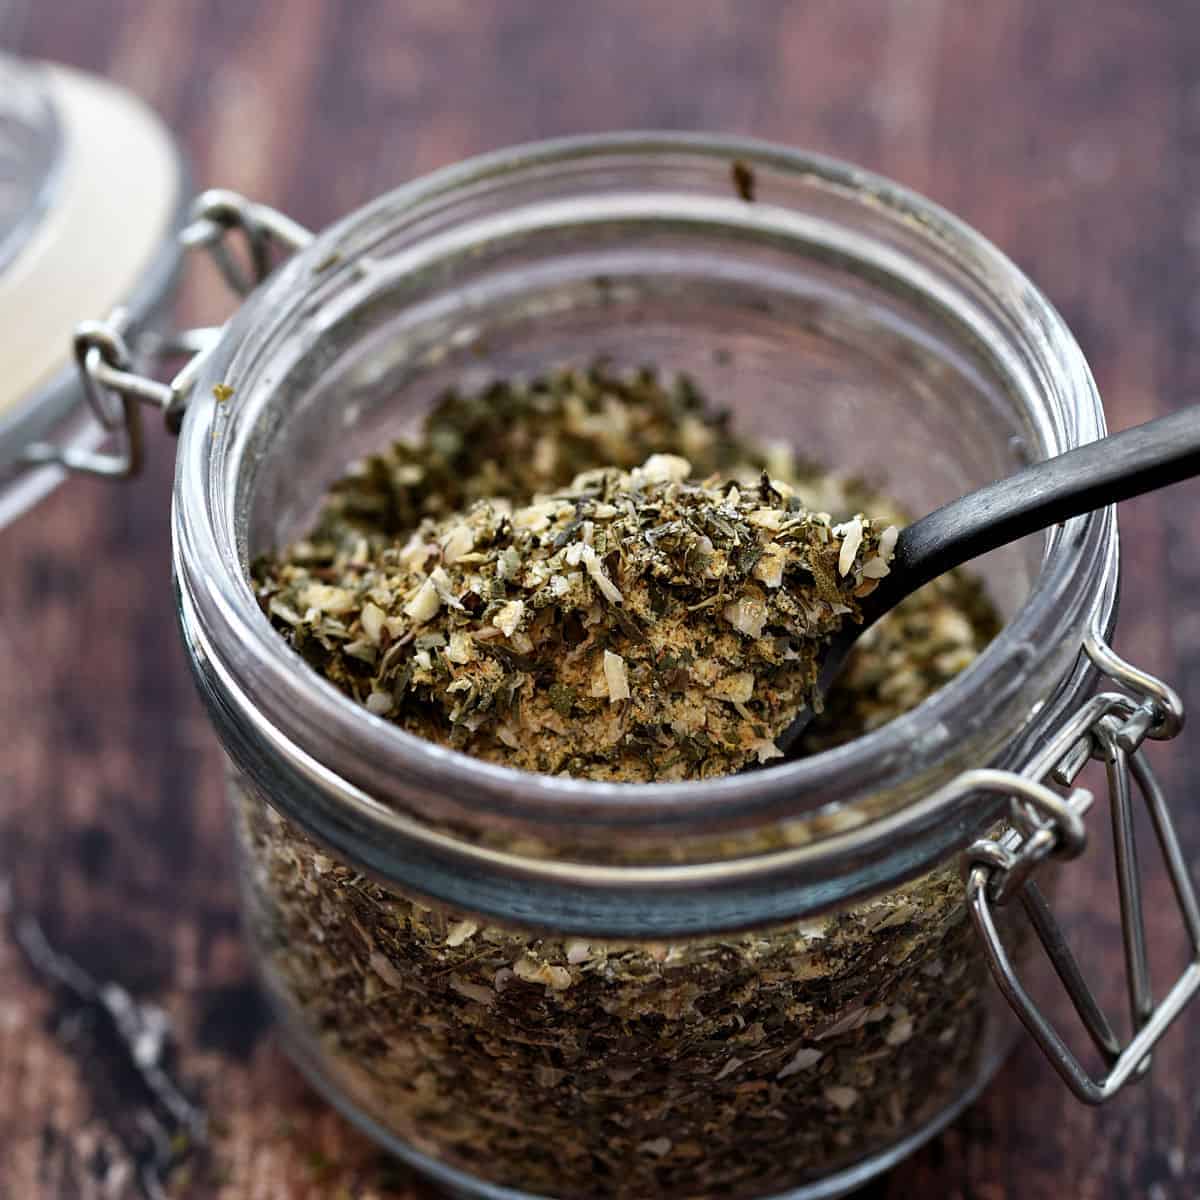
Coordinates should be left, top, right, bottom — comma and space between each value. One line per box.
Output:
773, 406, 1200, 756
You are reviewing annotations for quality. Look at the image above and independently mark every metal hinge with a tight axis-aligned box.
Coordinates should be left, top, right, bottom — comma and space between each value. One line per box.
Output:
22, 190, 311, 480
959, 629, 1197, 1104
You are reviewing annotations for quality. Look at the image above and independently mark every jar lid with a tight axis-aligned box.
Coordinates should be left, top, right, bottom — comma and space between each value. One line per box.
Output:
0, 53, 188, 527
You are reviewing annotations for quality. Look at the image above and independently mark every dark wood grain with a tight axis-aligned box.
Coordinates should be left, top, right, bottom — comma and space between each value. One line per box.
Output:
3, 2, 1200, 1197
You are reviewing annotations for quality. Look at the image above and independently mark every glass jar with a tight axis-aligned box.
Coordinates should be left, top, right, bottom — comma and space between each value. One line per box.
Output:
29, 134, 1198, 1199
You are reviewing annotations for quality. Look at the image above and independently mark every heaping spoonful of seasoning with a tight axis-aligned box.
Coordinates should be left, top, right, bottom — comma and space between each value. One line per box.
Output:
259, 451, 900, 781
257, 405, 1200, 781
773, 405, 1200, 756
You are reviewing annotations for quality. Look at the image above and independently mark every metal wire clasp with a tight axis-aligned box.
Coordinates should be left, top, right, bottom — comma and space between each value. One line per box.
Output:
22, 191, 312, 480
961, 631, 1198, 1104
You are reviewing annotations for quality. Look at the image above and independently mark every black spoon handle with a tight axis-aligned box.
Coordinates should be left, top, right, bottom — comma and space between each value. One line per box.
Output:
774, 406, 1200, 759
883, 405, 1200, 603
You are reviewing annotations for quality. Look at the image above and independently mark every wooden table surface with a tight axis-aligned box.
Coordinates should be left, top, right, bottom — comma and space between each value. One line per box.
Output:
4, 2, 1200, 1197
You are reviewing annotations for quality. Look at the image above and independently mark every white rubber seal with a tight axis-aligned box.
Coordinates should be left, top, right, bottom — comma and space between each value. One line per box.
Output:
0, 63, 180, 416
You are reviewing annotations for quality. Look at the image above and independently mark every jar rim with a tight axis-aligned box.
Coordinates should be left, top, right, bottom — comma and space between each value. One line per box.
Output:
174, 133, 1115, 926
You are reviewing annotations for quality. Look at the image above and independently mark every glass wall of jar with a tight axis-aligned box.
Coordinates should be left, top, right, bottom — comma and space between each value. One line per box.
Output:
172, 136, 1119, 1199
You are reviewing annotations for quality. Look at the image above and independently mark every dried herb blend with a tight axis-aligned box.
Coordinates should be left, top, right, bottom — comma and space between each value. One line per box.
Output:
301, 365, 785, 535
240, 366, 1005, 1198
237, 796, 994, 1200
252, 365, 989, 779
257, 456, 895, 781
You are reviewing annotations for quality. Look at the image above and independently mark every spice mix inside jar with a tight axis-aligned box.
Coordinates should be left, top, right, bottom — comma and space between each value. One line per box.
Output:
6, 118, 1200, 1200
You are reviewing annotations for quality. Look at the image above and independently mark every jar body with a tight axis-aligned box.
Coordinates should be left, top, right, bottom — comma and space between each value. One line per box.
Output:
231, 774, 1020, 1200
172, 137, 1115, 1199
